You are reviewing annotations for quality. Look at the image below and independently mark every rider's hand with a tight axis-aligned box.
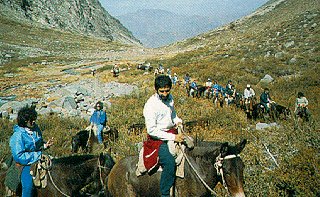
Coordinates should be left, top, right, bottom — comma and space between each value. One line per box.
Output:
44, 137, 54, 149
174, 133, 184, 143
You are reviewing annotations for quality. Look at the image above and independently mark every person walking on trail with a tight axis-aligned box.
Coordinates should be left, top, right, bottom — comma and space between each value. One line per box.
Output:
143, 75, 184, 197
295, 92, 311, 120
90, 101, 107, 144
9, 105, 54, 197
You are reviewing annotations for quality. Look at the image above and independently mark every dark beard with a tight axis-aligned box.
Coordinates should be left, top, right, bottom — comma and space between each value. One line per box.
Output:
159, 94, 170, 102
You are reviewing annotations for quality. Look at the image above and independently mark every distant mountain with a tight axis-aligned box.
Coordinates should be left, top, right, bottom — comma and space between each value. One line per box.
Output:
117, 9, 220, 48
0, 0, 141, 45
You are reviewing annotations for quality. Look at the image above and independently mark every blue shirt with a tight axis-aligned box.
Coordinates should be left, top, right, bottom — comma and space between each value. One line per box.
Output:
90, 110, 107, 126
10, 124, 43, 165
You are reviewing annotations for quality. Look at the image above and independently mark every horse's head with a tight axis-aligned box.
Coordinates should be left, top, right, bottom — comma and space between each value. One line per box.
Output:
218, 139, 247, 197
98, 152, 115, 194
71, 135, 80, 153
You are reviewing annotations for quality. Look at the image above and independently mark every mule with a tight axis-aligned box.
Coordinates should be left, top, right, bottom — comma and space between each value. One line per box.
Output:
1, 153, 115, 197
197, 85, 206, 98
107, 139, 247, 197
274, 104, 291, 120
127, 123, 145, 135
295, 106, 310, 122
72, 127, 119, 153
213, 93, 224, 108
71, 130, 92, 153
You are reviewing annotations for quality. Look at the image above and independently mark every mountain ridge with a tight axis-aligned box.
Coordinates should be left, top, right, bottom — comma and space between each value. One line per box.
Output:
117, 9, 219, 48
0, 0, 141, 45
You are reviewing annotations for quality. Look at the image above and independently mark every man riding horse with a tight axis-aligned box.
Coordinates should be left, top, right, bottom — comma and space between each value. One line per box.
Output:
243, 84, 256, 112
142, 75, 184, 197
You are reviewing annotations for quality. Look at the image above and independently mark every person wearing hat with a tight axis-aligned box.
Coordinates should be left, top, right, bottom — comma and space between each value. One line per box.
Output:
172, 73, 178, 85
244, 84, 255, 99
204, 78, 213, 99
244, 84, 256, 112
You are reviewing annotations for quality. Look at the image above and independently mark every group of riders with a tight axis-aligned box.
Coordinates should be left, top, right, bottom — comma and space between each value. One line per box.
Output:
172, 73, 311, 121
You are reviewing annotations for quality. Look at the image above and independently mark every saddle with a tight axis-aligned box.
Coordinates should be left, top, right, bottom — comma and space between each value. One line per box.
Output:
136, 127, 194, 178
30, 154, 52, 188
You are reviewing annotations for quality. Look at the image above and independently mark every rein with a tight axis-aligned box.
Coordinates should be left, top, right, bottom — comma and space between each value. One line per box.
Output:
98, 159, 109, 187
178, 127, 242, 196
214, 153, 240, 191
180, 147, 217, 196
177, 127, 217, 196
46, 157, 107, 197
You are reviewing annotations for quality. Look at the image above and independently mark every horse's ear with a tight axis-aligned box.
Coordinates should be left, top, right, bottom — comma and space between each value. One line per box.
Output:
106, 147, 111, 155
99, 152, 104, 162
236, 139, 247, 154
220, 142, 229, 157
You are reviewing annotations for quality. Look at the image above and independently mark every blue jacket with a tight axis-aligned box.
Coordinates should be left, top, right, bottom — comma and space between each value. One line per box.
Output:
190, 81, 198, 89
90, 110, 107, 126
212, 84, 222, 92
10, 124, 43, 165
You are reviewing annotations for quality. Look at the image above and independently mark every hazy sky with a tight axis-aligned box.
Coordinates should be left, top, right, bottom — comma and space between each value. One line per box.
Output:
100, 0, 269, 20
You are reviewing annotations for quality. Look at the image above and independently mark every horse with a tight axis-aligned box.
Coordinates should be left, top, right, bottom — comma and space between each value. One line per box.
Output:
107, 139, 247, 197
197, 85, 206, 98
252, 102, 277, 121
1, 153, 115, 197
295, 106, 310, 122
71, 129, 92, 153
127, 123, 145, 135
244, 97, 257, 119
72, 127, 119, 153
274, 104, 291, 120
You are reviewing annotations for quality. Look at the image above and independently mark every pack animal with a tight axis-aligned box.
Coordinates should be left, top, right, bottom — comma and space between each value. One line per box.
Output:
107, 139, 247, 197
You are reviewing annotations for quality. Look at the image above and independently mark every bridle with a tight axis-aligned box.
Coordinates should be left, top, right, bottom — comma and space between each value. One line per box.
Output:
214, 153, 241, 191
182, 149, 241, 196
46, 157, 109, 197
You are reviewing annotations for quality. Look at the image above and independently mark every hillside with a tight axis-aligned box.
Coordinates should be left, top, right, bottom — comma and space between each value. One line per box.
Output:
0, 0, 319, 196
161, 0, 319, 114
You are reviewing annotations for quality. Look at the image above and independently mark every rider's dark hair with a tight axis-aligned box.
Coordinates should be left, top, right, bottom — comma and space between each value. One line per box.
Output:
17, 105, 37, 127
298, 92, 304, 98
264, 88, 269, 91
155, 75, 172, 91
94, 101, 103, 110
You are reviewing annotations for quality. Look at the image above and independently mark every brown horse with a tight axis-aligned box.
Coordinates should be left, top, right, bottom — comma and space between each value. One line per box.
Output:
107, 139, 247, 197
1, 153, 115, 197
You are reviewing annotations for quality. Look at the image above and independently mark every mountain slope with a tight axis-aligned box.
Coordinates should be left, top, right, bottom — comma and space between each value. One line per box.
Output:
0, 0, 140, 45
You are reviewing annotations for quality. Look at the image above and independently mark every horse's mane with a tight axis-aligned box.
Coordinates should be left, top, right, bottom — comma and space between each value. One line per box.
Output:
187, 146, 221, 161
52, 154, 97, 165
